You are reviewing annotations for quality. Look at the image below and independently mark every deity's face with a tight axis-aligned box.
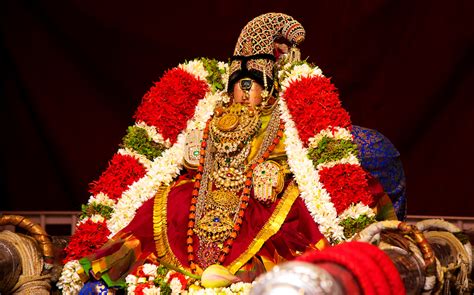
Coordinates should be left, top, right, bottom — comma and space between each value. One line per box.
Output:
232, 78, 264, 107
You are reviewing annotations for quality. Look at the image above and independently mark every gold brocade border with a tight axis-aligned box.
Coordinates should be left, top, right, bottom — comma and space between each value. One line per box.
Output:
228, 182, 300, 274
153, 184, 184, 269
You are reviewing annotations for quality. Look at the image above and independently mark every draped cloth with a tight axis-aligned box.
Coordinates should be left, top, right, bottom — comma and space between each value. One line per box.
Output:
352, 125, 407, 220
79, 178, 328, 288
77, 124, 401, 289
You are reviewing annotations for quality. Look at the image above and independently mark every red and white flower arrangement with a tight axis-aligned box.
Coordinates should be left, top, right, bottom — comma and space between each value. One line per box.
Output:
58, 58, 225, 293
278, 60, 376, 242
124, 262, 251, 295
58, 58, 377, 292
125, 263, 188, 295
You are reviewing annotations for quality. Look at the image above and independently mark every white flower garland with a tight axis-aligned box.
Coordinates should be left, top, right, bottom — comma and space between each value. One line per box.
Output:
57, 260, 84, 294
307, 127, 354, 149
106, 60, 223, 236
80, 214, 105, 224
88, 192, 115, 207
338, 203, 375, 221
118, 147, 153, 170
187, 282, 252, 295
135, 121, 171, 148
61, 58, 379, 292
179, 60, 209, 81
278, 97, 344, 242
278, 62, 323, 90
278, 62, 375, 242
315, 153, 360, 170
59, 59, 224, 293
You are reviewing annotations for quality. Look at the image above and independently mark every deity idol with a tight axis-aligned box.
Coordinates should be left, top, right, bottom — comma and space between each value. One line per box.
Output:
58, 13, 405, 293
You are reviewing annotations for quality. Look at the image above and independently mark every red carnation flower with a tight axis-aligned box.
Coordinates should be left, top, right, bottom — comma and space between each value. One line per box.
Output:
134, 68, 209, 144
63, 219, 110, 263
284, 76, 352, 145
319, 164, 375, 214
89, 154, 147, 200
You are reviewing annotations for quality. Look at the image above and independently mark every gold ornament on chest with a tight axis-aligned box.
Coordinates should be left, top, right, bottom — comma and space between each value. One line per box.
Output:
194, 189, 240, 243
209, 103, 261, 191
216, 113, 240, 132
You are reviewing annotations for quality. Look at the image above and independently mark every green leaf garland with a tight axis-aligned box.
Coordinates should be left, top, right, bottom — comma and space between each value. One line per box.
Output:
122, 126, 166, 160
81, 203, 114, 220
308, 136, 358, 166
339, 214, 376, 239
200, 58, 226, 92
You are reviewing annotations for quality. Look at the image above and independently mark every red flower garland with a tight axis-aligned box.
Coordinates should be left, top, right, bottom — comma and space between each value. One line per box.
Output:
63, 219, 110, 263
89, 154, 147, 200
134, 68, 209, 144
318, 164, 375, 214
283, 76, 352, 145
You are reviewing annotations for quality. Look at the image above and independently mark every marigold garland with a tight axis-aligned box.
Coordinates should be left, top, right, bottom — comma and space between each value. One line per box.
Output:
134, 68, 209, 144
89, 154, 147, 201
318, 163, 375, 214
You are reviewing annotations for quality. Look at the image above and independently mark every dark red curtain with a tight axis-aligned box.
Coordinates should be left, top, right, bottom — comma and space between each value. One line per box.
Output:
1, 1, 473, 216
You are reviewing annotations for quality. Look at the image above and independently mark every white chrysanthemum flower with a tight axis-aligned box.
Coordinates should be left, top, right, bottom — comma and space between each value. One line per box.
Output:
170, 277, 184, 294
143, 285, 161, 295
57, 260, 84, 295
142, 263, 158, 276
229, 282, 252, 293
217, 61, 229, 73
339, 203, 376, 220
127, 285, 136, 295
125, 274, 138, 285
89, 214, 105, 223
179, 60, 208, 81
78, 214, 104, 225
278, 62, 324, 92
88, 192, 115, 207
189, 92, 221, 130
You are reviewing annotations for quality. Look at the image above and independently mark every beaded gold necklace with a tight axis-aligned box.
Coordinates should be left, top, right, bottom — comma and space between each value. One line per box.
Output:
209, 103, 261, 192
186, 105, 284, 272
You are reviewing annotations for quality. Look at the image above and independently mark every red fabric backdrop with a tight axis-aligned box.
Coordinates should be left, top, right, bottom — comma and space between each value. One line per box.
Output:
1, 1, 473, 216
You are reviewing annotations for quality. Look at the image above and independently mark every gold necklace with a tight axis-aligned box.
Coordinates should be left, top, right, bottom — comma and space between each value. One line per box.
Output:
192, 105, 284, 270
209, 103, 261, 191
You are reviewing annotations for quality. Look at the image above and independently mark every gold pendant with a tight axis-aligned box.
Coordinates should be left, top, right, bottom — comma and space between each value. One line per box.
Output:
194, 189, 240, 242
217, 113, 239, 132
194, 209, 234, 243
209, 189, 241, 210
